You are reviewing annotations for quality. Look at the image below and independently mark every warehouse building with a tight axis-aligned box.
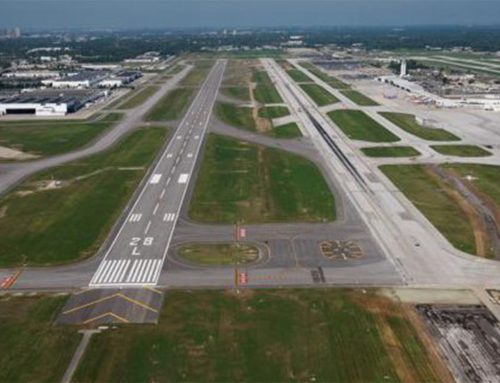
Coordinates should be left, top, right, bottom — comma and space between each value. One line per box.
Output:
0, 89, 106, 116
46, 71, 107, 88
98, 71, 142, 88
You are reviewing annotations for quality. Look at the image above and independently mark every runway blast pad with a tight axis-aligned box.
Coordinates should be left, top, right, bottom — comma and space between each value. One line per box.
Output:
56, 288, 164, 325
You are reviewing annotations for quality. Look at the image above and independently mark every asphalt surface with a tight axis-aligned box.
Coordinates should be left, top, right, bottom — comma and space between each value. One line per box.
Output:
89, 60, 227, 287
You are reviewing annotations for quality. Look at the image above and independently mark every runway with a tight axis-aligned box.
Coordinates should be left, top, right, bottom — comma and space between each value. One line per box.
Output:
89, 59, 226, 287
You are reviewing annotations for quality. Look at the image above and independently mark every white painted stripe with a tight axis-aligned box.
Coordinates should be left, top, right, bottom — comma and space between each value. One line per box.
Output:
144, 220, 151, 234
130, 259, 144, 282
150, 174, 162, 184
187, 153, 193, 158
153, 203, 159, 215
138, 259, 153, 282
96, 261, 114, 284
166, 177, 171, 185
167, 153, 173, 158
176, 135, 182, 140
91, 261, 108, 284
129, 213, 142, 222
107, 260, 124, 283
163, 213, 175, 222
178, 173, 189, 184
101, 260, 118, 283
133, 260, 149, 283
194, 135, 200, 139
160, 189, 166, 199
115, 260, 131, 283
126, 260, 140, 282
151, 260, 164, 284
109, 260, 126, 283
146, 260, 159, 282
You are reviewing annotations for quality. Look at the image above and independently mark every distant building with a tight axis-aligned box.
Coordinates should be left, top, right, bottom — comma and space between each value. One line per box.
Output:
0, 89, 106, 116
2, 70, 59, 80
46, 71, 107, 88
98, 71, 142, 88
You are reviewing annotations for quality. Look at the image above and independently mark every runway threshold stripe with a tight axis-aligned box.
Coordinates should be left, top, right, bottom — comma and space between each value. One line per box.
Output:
126, 260, 140, 283
104, 260, 120, 283
130, 260, 144, 282
146, 260, 159, 282
107, 260, 123, 283
91, 261, 108, 284
95, 261, 113, 284
113, 260, 129, 283
151, 260, 164, 284
132, 260, 147, 283
137, 259, 153, 283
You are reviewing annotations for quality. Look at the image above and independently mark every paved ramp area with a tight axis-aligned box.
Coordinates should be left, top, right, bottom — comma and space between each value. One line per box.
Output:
57, 288, 164, 325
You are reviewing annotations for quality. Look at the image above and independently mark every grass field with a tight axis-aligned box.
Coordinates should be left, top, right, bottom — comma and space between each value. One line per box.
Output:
379, 112, 460, 141
145, 87, 195, 121
120, 86, 159, 109
216, 102, 256, 131
300, 83, 340, 106
341, 90, 379, 106
0, 113, 123, 157
181, 60, 214, 86
431, 145, 492, 157
189, 134, 335, 224
380, 164, 476, 254
0, 127, 167, 267
252, 71, 283, 104
222, 59, 255, 87
73, 289, 445, 383
299, 62, 351, 89
258, 106, 290, 119
271, 122, 302, 139
221, 86, 251, 101
329, 110, 400, 142
361, 146, 420, 157
178, 243, 259, 266
287, 68, 312, 82
442, 164, 500, 207
0, 295, 80, 383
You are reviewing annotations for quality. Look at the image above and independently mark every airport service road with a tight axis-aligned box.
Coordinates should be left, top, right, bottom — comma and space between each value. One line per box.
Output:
89, 60, 226, 287
266, 58, 500, 288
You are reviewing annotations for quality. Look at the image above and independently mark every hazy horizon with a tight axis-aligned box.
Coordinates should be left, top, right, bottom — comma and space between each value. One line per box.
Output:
1, 0, 500, 30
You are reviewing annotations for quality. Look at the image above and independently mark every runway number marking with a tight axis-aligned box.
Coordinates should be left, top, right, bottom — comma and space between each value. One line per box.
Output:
178, 173, 189, 184
150, 174, 162, 184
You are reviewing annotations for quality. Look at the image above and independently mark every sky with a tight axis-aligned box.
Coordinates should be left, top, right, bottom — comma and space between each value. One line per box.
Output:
1, 0, 500, 30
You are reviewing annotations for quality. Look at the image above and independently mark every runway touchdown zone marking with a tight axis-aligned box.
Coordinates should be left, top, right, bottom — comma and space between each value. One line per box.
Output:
129, 213, 142, 222
163, 213, 176, 222
150, 174, 162, 184
178, 173, 189, 184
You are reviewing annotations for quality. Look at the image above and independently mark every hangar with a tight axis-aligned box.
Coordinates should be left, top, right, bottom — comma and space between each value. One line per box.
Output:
0, 89, 106, 116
